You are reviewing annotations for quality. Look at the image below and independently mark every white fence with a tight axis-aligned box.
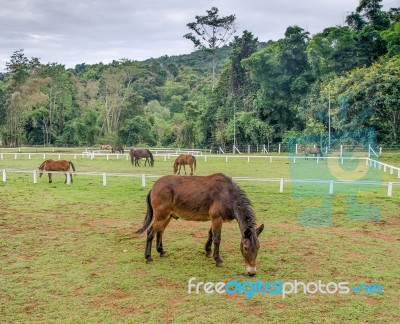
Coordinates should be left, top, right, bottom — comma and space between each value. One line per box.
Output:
2, 169, 399, 197
1, 152, 399, 197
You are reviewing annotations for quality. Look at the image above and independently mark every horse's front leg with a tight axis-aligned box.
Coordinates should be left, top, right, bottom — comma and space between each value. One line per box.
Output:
205, 227, 213, 257
145, 226, 155, 263
211, 218, 224, 267
48, 173, 52, 183
183, 165, 187, 175
189, 164, 193, 176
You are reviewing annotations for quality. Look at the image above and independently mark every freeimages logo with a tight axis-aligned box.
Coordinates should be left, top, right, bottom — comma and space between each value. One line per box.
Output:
188, 277, 384, 299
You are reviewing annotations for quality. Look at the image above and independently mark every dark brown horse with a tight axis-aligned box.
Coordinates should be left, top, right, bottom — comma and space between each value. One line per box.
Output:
135, 173, 264, 276
130, 148, 154, 167
38, 159, 76, 183
173, 154, 197, 175
112, 145, 124, 154
304, 146, 323, 159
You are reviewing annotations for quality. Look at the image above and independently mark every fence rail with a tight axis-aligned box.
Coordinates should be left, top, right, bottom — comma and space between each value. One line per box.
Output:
2, 169, 399, 197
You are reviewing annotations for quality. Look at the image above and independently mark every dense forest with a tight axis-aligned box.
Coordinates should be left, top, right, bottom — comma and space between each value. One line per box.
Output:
0, 0, 399, 151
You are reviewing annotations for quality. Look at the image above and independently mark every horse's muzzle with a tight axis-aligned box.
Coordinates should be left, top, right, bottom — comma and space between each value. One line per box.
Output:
246, 266, 257, 276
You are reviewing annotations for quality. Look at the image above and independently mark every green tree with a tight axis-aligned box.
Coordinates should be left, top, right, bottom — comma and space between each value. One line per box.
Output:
184, 7, 236, 89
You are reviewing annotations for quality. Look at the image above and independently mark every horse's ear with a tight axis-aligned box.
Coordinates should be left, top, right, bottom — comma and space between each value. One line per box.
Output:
256, 224, 264, 236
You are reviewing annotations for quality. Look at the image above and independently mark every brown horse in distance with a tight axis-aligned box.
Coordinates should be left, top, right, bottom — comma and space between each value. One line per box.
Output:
135, 173, 264, 276
38, 159, 76, 183
100, 144, 112, 151
130, 148, 154, 167
304, 146, 323, 159
112, 145, 124, 154
173, 154, 197, 175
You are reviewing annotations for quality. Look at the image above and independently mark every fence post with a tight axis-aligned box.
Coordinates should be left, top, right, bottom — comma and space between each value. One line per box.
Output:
2, 169, 6, 182
329, 180, 334, 195
387, 182, 393, 197
14, 154, 17, 160
102, 173, 107, 186
279, 179, 284, 193
278, 144, 281, 154
66, 172, 71, 185
0, 153, 3, 159
141, 174, 146, 187
33, 170, 37, 184
247, 156, 250, 163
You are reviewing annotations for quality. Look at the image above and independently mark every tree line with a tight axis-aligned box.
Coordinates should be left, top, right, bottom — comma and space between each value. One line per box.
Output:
0, 0, 399, 150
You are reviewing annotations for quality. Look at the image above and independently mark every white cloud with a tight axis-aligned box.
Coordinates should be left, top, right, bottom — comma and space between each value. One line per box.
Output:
0, 0, 398, 71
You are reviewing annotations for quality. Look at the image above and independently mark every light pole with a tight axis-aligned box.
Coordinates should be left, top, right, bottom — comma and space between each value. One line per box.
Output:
328, 85, 331, 152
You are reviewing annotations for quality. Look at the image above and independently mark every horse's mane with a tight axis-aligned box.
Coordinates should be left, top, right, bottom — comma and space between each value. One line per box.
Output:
229, 177, 257, 231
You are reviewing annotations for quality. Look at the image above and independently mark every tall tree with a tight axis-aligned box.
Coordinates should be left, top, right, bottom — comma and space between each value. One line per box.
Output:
184, 7, 236, 89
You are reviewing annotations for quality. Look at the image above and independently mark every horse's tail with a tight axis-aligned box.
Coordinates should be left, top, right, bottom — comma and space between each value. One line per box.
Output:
69, 161, 76, 176
193, 155, 196, 171
148, 150, 154, 166
136, 191, 154, 234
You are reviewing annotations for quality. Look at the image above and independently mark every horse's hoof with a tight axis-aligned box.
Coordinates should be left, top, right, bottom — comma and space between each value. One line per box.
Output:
216, 262, 225, 267
146, 258, 153, 264
205, 251, 212, 258
159, 251, 167, 257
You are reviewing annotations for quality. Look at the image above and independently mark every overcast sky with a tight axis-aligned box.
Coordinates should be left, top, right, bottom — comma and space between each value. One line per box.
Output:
0, 0, 398, 72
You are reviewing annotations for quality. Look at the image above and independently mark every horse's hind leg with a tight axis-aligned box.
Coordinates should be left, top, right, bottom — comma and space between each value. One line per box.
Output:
48, 173, 52, 183
189, 163, 193, 176
205, 227, 213, 257
145, 226, 155, 263
154, 217, 171, 257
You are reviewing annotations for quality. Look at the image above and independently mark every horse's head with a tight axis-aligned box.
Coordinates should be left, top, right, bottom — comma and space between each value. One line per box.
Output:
173, 162, 179, 174
240, 224, 264, 276
38, 160, 47, 177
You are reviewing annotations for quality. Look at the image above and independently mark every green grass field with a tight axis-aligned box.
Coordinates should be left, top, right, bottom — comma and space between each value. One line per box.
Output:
1, 151, 399, 323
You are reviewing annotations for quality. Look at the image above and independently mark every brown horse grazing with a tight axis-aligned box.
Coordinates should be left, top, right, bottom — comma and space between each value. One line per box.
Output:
130, 148, 154, 167
112, 145, 124, 154
100, 144, 112, 150
135, 173, 264, 276
304, 146, 323, 159
173, 154, 197, 175
38, 159, 76, 183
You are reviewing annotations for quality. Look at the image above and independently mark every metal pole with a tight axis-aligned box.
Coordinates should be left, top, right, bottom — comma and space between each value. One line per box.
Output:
328, 85, 331, 151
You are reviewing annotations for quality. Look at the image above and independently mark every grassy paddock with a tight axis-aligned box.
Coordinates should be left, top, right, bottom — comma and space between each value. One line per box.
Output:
1, 153, 399, 322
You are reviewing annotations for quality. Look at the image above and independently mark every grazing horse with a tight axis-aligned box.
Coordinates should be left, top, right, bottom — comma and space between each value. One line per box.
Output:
112, 145, 124, 154
100, 144, 112, 151
135, 173, 264, 276
304, 146, 323, 159
173, 154, 197, 175
130, 148, 154, 167
38, 159, 76, 183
